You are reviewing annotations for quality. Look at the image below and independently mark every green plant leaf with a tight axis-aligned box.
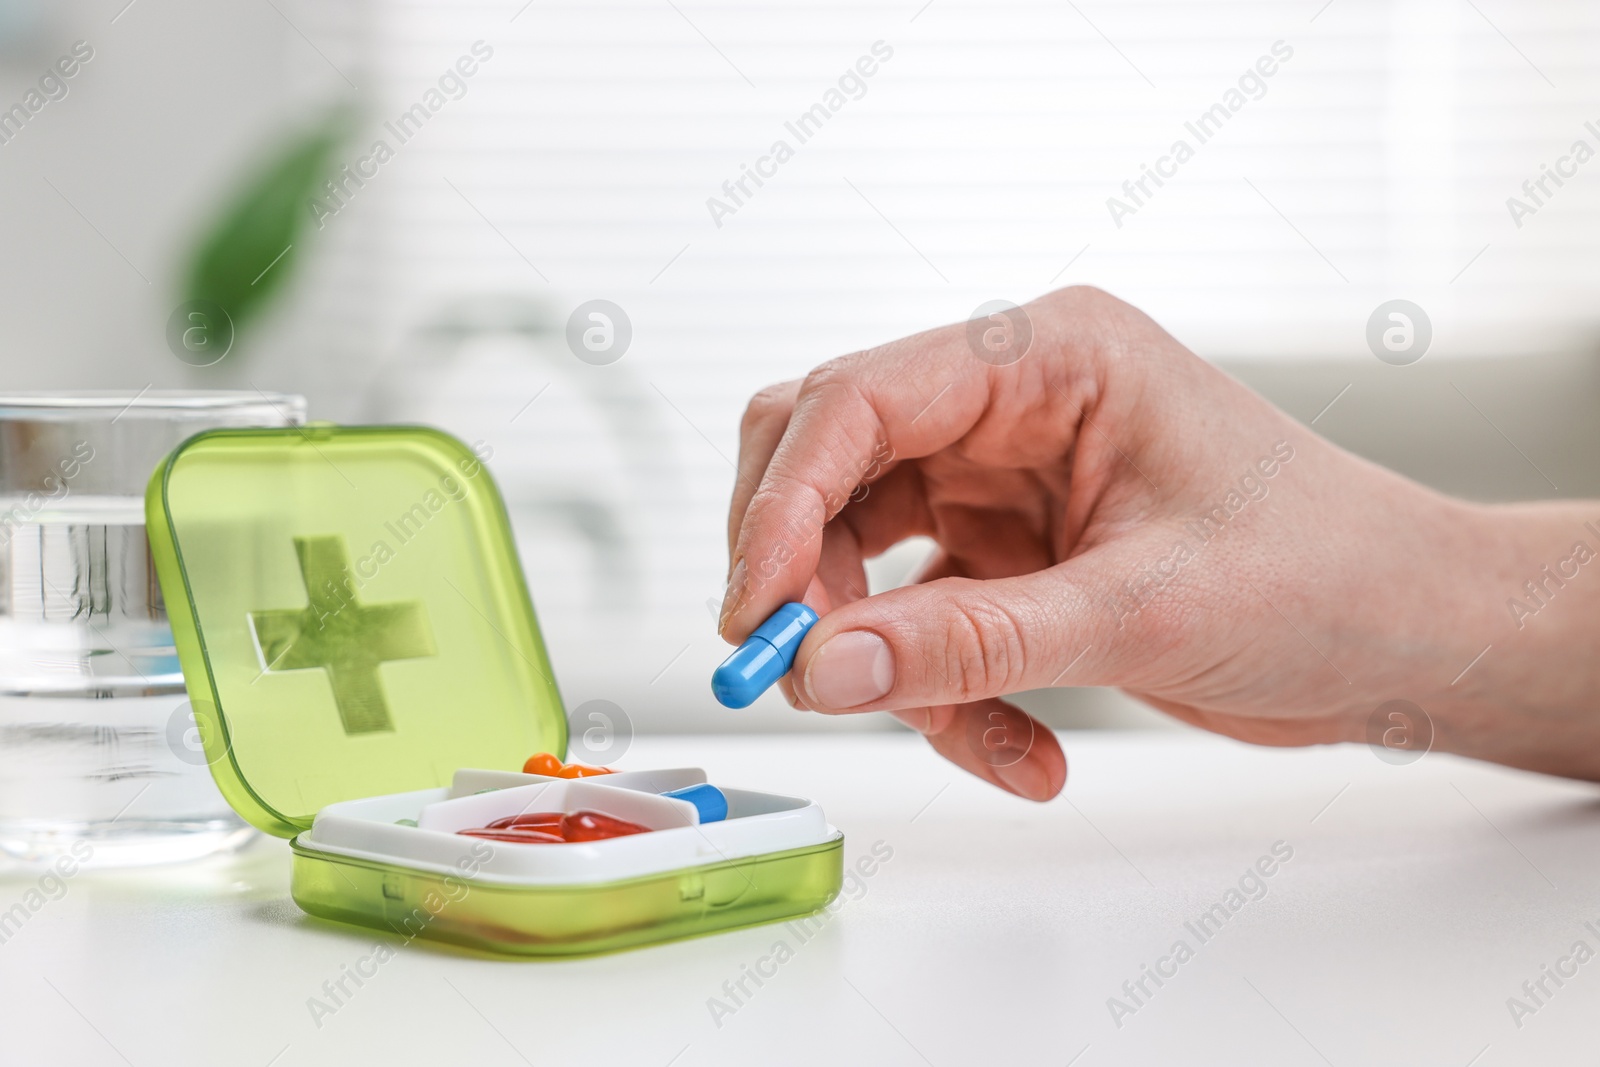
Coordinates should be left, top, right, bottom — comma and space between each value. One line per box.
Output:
183, 115, 346, 339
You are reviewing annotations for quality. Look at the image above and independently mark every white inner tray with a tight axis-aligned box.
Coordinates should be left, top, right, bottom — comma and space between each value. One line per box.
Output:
296, 766, 838, 886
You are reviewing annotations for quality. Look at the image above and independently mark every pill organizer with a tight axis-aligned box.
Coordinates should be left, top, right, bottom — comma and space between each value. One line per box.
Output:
144, 425, 843, 956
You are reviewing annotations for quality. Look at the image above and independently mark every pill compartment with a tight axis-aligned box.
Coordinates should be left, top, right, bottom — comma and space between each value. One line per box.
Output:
145, 426, 844, 956
291, 770, 842, 956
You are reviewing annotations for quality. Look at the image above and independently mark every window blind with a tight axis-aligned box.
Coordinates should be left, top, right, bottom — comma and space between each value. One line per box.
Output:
276, 0, 1600, 728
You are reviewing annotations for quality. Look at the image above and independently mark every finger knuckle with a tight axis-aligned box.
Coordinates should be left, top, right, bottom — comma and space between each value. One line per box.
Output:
1043, 283, 1115, 311
799, 355, 865, 400
934, 584, 1028, 701
740, 384, 792, 435
792, 360, 889, 472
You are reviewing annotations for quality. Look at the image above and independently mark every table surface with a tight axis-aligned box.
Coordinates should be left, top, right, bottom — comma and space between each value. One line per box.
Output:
2, 730, 1598, 1067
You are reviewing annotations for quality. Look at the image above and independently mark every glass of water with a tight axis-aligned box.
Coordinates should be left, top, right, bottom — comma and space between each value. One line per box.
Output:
0, 392, 305, 865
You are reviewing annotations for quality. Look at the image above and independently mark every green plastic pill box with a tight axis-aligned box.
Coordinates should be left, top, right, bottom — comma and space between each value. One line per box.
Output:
144, 425, 843, 956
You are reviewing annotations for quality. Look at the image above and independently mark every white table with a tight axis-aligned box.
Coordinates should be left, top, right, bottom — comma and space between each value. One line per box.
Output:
2, 731, 1597, 1066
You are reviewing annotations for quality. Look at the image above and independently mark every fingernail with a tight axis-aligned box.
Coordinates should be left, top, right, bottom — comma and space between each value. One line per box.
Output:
805, 631, 894, 709
996, 758, 1054, 802
718, 558, 747, 634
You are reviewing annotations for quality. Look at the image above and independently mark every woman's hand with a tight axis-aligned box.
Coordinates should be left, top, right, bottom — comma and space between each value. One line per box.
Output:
720, 286, 1600, 798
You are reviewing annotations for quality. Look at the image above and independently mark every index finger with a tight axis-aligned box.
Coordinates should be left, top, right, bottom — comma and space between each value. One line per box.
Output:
726, 380, 801, 562
719, 320, 995, 640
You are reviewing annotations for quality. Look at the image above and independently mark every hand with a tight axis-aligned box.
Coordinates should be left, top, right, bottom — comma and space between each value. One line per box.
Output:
720, 286, 1600, 798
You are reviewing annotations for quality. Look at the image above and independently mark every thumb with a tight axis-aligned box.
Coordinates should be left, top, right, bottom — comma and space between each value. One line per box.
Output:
791, 562, 1127, 714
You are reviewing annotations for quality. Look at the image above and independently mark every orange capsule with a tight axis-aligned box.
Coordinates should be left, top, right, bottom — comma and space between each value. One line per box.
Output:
485, 812, 564, 833
458, 827, 563, 844
555, 761, 614, 779
560, 809, 649, 842
522, 752, 565, 777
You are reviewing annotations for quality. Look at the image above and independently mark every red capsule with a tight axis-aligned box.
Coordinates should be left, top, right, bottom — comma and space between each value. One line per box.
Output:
485, 811, 564, 833
458, 828, 563, 844
560, 809, 649, 842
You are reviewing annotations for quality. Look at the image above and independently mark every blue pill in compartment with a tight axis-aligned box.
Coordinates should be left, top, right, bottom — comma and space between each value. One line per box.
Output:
663, 783, 728, 823
711, 602, 819, 709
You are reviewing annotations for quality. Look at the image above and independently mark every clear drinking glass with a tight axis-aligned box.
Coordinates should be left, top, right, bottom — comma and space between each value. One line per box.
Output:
0, 391, 306, 865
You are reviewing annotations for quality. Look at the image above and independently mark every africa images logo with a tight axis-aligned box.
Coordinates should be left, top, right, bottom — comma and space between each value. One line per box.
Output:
705, 41, 895, 228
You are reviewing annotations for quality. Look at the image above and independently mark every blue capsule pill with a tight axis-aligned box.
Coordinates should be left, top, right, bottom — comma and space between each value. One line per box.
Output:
663, 783, 728, 823
711, 601, 819, 709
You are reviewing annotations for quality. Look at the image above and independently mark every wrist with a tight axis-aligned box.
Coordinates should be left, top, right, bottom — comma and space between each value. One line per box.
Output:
1427, 499, 1600, 779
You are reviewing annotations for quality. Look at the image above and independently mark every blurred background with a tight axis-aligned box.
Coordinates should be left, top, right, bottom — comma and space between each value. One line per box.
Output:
3, 0, 1598, 736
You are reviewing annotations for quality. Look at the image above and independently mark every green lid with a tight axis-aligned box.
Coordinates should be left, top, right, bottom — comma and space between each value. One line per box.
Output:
145, 425, 567, 837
